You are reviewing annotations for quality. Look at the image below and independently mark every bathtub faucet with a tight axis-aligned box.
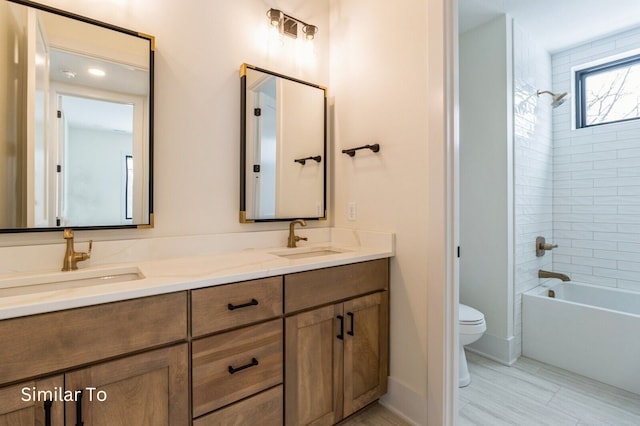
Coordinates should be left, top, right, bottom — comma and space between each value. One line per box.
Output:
538, 269, 570, 282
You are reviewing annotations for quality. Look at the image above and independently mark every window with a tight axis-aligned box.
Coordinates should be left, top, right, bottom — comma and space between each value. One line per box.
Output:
576, 54, 640, 128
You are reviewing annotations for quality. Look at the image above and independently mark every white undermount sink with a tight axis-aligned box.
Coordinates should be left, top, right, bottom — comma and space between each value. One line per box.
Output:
270, 247, 349, 260
0, 266, 144, 297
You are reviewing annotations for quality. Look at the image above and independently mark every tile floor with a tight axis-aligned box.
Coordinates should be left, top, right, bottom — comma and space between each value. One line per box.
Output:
340, 403, 411, 426
342, 351, 640, 425
459, 351, 640, 425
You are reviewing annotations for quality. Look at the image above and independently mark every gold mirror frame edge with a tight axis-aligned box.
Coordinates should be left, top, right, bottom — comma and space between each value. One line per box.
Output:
239, 211, 254, 224
240, 63, 249, 77
136, 213, 155, 229
138, 32, 156, 51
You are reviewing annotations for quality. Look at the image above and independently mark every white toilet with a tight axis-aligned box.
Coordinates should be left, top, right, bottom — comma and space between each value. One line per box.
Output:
459, 304, 486, 387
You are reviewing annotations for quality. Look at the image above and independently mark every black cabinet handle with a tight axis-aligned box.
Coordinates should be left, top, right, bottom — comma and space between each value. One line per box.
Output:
228, 298, 259, 311
44, 400, 52, 426
347, 312, 354, 336
75, 390, 84, 426
337, 315, 344, 340
228, 357, 259, 374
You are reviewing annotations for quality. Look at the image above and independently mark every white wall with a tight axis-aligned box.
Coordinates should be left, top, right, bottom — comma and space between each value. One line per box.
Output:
0, 0, 330, 246
330, 0, 452, 423
552, 26, 640, 292
512, 23, 553, 359
459, 15, 515, 363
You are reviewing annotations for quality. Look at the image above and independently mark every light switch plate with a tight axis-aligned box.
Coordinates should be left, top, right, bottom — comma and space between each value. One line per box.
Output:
347, 202, 357, 221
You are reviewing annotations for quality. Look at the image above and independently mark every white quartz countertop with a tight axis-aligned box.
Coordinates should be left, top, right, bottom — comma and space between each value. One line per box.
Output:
0, 229, 394, 320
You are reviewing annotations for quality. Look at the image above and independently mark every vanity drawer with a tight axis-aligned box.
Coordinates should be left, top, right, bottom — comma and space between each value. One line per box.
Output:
191, 276, 282, 337
193, 385, 283, 426
284, 259, 389, 313
0, 292, 187, 386
192, 319, 283, 417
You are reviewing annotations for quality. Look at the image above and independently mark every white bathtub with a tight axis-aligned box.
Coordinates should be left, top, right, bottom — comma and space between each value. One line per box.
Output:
523, 282, 640, 395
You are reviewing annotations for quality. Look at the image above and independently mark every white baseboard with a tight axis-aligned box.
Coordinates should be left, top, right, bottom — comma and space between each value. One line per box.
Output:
466, 332, 519, 366
379, 377, 427, 426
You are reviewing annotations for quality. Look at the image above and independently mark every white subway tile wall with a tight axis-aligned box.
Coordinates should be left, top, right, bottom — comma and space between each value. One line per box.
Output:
513, 23, 553, 358
551, 25, 640, 292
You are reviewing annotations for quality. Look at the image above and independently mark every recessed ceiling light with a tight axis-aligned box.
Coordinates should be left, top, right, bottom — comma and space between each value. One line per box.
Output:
88, 67, 106, 77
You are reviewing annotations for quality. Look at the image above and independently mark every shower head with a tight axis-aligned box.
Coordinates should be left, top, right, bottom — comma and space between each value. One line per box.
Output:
537, 90, 569, 108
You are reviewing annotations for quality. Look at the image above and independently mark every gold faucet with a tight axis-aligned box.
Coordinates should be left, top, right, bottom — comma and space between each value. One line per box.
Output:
287, 219, 308, 248
538, 269, 570, 282
62, 229, 92, 271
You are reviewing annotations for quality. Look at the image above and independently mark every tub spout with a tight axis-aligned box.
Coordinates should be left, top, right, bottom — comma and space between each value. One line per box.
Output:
538, 269, 570, 282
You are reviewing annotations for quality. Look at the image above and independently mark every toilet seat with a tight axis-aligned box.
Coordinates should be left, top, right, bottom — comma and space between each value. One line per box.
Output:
459, 304, 484, 325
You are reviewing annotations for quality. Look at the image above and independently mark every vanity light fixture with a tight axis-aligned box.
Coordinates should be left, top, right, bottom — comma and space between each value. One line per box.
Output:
302, 24, 318, 40
266, 8, 318, 40
267, 8, 282, 27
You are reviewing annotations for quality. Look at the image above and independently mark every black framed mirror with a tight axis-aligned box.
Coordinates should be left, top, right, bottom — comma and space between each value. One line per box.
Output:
239, 63, 326, 222
0, 0, 154, 232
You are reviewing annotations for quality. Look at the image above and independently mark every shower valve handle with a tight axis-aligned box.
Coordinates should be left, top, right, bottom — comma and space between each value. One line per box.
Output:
536, 236, 557, 257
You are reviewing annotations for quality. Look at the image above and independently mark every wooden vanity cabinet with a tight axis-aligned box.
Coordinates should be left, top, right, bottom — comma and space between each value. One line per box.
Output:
0, 292, 188, 426
190, 277, 284, 424
0, 258, 390, 426
284, 259, 389, 426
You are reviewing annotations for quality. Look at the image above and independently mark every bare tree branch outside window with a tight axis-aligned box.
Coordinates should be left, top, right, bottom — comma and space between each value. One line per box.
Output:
584, 62, 640, 125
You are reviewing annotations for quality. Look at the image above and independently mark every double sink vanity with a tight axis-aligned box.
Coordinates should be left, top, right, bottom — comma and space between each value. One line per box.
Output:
0, 1, 391, 424
0, 228, 393, 425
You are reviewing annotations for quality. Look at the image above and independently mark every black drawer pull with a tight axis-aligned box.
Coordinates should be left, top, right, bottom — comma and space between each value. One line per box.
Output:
228, 298, 259, 311
337, 315, 344, 340
44, 400, 53, 426
228, 357, 259, 374
347, 312, 354, 336
75, 389, 84, 426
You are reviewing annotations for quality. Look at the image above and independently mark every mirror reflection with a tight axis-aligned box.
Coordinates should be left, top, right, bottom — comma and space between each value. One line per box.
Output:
240, 64, 326, 222
0, 0, 153, 231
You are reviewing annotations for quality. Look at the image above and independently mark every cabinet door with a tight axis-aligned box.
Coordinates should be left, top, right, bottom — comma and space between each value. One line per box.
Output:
285, 304, 343, 426
0, 376, 64, 426
343, 291, 389, 417
65, 344, 188, 426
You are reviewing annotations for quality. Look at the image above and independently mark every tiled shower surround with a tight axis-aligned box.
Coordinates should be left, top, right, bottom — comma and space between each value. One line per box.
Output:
513, 23, 553, 359
551, 26, 640, 292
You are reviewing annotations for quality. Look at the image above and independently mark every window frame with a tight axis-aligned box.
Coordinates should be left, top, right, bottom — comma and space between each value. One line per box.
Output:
575, 53, 640, 129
